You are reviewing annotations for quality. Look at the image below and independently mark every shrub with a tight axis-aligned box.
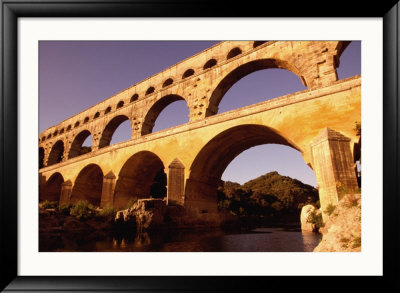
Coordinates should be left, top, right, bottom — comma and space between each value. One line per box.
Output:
307, 212, 324, 229
98, 204, 116, 221
324, 204, 336, 216
41, 200, 58, 209
58, 203, 72, 215
70, 200, 94, 221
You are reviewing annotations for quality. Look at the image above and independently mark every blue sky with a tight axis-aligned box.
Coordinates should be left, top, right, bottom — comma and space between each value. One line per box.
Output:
39, 41, 361, 186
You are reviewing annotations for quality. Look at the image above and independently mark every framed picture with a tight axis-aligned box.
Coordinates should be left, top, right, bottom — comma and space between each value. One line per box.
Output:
1, 0, 399, 291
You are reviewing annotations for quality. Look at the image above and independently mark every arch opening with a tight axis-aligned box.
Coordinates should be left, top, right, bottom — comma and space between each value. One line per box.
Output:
47, 140, 64, 166
114, 151, 166, 209
39, 147, 45, 169
117, 101, 124, 109
185, 125, 311, 215
130, 94, 138, 102
182, 69, 194, 79
146, 87, 155, 95
206, 59, 304, 116
141, 94, 188, 135
70, 164, 103, 206
94, 112, 100, 119
336, 41, 361, 80
227, 47, 242, 59
203, 59, 217, 70
99, 115, 131, 148
68, 130, 92, 159
253, 41, 267, 48
162, 78, 174, 87
40, 172, 64, 203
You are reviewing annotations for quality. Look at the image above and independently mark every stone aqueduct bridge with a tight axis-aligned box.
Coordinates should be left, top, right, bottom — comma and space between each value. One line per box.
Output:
39, 40, 361, 220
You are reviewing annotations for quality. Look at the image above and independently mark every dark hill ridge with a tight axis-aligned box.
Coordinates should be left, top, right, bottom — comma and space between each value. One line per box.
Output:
218, 171, 319, 223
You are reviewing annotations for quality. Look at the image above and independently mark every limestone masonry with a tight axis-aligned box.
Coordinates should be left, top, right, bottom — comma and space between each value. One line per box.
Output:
39, 41, 361, 223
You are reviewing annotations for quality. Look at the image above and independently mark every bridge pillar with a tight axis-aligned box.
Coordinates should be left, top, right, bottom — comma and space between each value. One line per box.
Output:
167, 158, 185, 206
42, 147, 51, 167
100, 171, 116, 208
310, 128, 358, 218
59, 180, 72, 205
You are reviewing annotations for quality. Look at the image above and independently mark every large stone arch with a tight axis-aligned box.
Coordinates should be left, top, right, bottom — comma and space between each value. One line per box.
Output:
114, 151, 166, 209
206, 59, 305, 116
141, 94, 188, 135
70, 164, 103, 206
333, 41, 351, 68
40, 172, 64, 202
185, 124, 303, 213
68, 129, 92, 159
99, 115, 131, 149
47, 140, 64, 166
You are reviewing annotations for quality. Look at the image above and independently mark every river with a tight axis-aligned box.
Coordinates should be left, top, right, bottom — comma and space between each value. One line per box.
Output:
40, 224, 322, 252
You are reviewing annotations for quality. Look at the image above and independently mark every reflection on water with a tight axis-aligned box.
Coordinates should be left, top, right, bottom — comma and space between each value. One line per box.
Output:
40, 224, 322, 252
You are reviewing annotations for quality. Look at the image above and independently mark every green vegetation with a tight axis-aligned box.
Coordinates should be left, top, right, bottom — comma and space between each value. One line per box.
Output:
324, 204, 336, 216
58, 203, 72, 215
70, 200, 95, 221
217, 171, 319, 222
41, 200, 58, 209
307, 212, 324, 229
97, 204, 116, 221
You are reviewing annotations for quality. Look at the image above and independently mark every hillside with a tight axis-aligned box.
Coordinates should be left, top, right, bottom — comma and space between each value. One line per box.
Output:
218, 171, 319, 223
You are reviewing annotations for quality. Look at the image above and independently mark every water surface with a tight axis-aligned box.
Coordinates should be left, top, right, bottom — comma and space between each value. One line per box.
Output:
40, 224, 322, 252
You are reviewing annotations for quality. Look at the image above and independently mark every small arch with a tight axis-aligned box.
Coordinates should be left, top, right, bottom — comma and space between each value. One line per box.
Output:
99, 115, 130, 149
53, 130, 58, 137
41, 137, 46, 142
182, 69, 194, 79
74, 121, 80, 128
94, 112, 100, 119
83, 117, 89, 124
70, 164, 103, 206
117, 101, 124, 109
253, 41, 267, 48
146, 87, 155, 95
47, 134, 51, 139
141, 94, 188, 135
162, 78, 174, 88
68, 130, 92, 159
66, 125, 71, 131
130, 94, 139, 102
47, 140, 64, 166
206, 58, 304, 116
227, 47, 242, 59
114, 151, 166, 209
40, 172, 64, 202
186, 124, 301, 206
39, 147, 45, 169
105, 106, 111, 114
59, 128, 64, 134
203, 59, 217, 70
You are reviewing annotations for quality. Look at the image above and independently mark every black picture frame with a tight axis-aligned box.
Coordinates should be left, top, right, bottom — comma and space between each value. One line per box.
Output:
1, 1, 399, 291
